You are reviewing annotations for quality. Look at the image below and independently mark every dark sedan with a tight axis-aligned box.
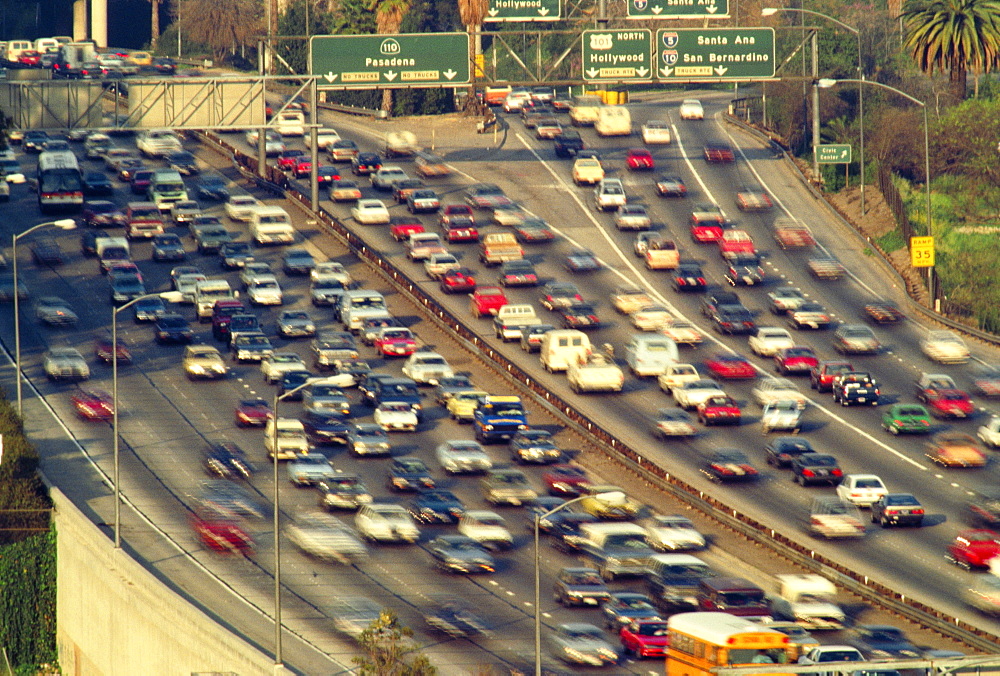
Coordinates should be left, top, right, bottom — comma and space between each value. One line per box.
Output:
871, 494, 925, 527
791, 453, 843, 486
672, 264, 707, 292
301, 409, 351, 445
82, 171, 114, 196
408, 490, 466, 524
154, 314, 194, 344
387, 457, 435, 492
351, 152, 382, 176
196, 176, 230, 201
764, 437, 816, 468
428, 535, 496, 574
83, 200, 127, 227
558, 302, 600, 330
167, 151, 200, 175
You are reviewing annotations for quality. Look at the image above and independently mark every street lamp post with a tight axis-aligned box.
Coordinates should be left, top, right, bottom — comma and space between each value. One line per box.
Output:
819, 78, 932, 294
12, 218, 77, 418
272, 380, 313, 669
111, 291, 184, 549
763, 7, 864, 211
533, 490, 625, 676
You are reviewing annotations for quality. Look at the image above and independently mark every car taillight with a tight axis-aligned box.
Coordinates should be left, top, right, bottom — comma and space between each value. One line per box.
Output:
802, 469, 815, 477
741, 465, 758, 474
712, 465, 733, 475
832, 469, 843, 476
698, 278, 706, 284
913, 508, 925, 514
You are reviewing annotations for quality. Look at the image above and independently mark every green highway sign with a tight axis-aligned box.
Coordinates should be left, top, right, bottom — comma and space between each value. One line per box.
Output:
656, 28, 774, 81
310, 33, 470, 88
582, 30, 653, 82
485, 0, 561, 21
816, 144, 853, 164
627, 0, 729, 20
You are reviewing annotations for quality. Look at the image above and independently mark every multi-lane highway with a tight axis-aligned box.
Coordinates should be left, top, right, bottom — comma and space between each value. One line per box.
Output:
0, 90, 994, 674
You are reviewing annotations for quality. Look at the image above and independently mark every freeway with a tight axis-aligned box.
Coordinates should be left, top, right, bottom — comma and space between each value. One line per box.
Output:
0, 90, 991, 674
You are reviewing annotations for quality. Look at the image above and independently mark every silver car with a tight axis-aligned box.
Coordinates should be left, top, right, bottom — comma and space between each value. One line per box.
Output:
277, 310, 316, 338
549, 623, 619, 666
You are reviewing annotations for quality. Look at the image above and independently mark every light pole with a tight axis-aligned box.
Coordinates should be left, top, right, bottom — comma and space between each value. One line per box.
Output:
272, 380, 313, 669
534, 490, 625, 675
111, 291, 184, 549
819, 78, 932, 295
12, 218, 77, 418
763, 7, 865, 212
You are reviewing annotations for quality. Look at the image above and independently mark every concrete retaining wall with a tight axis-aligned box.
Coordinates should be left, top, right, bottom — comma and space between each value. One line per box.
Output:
53, 488, 276, 676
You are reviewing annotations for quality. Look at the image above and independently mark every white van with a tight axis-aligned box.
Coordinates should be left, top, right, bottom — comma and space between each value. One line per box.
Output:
275, 110, 306, 136
249, 206, 295, 245
540, 329, 591, 373
34, 38, 59, 54
623, 334, 678, 377
594, 107, 632, 137
569, 95, 604, 126
194, 279, 236, 320
6, 40, 33, 62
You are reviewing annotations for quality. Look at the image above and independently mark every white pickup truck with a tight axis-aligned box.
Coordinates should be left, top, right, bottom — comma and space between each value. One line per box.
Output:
407, 232, 447, 261
493, 304, 542, 341
567, 354, 625, 393
657, 363, 700, 394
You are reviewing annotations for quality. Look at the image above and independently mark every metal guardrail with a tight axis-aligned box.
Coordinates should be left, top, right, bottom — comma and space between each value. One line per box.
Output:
210, 133, 1000, 654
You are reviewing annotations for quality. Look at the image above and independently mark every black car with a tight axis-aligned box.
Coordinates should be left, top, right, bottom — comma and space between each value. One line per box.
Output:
154, 313, 194, 344
673, 264, 707, 292
196, 176, 230, 201
387, 456, 435, 492
655, 174, 687, 197
764, 437, 816, 468
278, 370, 314, 400
846, 625, 921, 658
408, 490, 466, 524
227, 314, 261, 341
301, 409, 351, 445
427, 535, 495, 574
372, 378, 422, 416
498, 259, 539, 287
700, 291, 740, 317
790, 453, 843, 486
711, 304, 756, 335
352, 152, 382, 176
283, 249, 315, 275
31, 238, 64, 265
83, 171, 114, 196
316, 166, 340, 186
219, 241, 254, 269
832, 372, 880, 406
151, 233, 186, 261
554, 130, 585, 158
702, 450, 759, 483
553, 567, 612, 607
167, 151, 199, 175
23, 130, 49, 152
871, 494, 925, 527
203, 442, 254, 481
510, 429, 562, 465
153, 57, 176, 74
725, 255, 765, 286
558, 302, 600, 330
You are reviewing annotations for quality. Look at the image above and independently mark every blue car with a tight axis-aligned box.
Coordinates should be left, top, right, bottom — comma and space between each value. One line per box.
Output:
408, 490, 466, 524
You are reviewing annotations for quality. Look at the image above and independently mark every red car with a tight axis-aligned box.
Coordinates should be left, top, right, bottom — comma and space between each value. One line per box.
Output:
810, 360, 854, 393
94, 337, 132, 364
717, 230, 756, 259
470, 286, 508, 317
689, 210, 725, 243
442, 222, 480, 243
625, 148, 655, 171
542, 464, 592, 496
775, 346, 819, 375
947, 529, 1000, 569
921, 388, 975, 419
374, 327, 418, 357
293, 156, 313, 178
440, 267, 477, 294
390, 217, 425, 242
697, 395, 741, 426
704, 142, 735, 163
71, 389, 114, 421
440, 204, 476, 227
235, 398, 272, 427
18, 50, 42, 66
620, 620, 668, 659
277, 149, 305, 172
190, 507, 254, 555
705, 354, 756, 380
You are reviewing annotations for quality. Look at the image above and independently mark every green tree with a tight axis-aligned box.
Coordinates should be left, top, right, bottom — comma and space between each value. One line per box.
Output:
352, 610, 437, 675
900, 0, 1000, 101
368, 0, 413, 112
176, 0, 263, 62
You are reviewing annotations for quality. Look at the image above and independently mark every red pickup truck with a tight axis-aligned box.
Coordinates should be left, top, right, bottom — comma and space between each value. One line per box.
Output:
470, 286, 508, 318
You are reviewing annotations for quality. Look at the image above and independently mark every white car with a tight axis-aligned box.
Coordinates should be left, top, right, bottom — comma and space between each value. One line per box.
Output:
225, 194, 263, 221
351, 199, 390, 225
355, 504, 420, 543
641, 120, 672, 144
493, 204, 529, 226
246, 274, 283, 306
835, 474, 889, 508
768, 286, 807, 314
370, 166, 408, 190
286, 512, 368, 564
458, 510, 513, 550
44, 347, 90, 381
644, 515, 706, 551
760, 400, 803, 434
978, 415, 1000, 448
175, 273, 207, 302
630, 305, 672, 331
244, 129, 286, 156
240, 262, 271, 288
260, 352, 308, 383
613, 204, 652, 231
660, 318, 703, 346
311, 261, 352, 286
749, 327, 796, 356
424, 253, 461, 279
921, 330, 970, 364
673, 379, 726, 410
752, 378, 807, 408
594, 178, 627, 211
436, 439, 493, 475
679, 99, 705, 120
306, 128, 341, 149
373, 402, 419, 432
401, 352, 454, 385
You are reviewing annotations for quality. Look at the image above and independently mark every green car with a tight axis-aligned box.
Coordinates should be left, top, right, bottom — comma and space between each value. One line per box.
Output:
882, 403, 932, 435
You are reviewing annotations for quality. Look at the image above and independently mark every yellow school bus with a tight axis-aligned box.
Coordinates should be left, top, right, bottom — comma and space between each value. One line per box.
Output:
667, 612, 793, 676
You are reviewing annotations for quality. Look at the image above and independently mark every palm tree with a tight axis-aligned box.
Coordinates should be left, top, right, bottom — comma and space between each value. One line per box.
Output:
459, 0, 489, 93
368, 0, 412, 113
151, 0, 161, 50
900, 0, 1000, 101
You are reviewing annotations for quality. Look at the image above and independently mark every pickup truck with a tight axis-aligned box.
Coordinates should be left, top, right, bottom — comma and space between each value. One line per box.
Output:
577, 522, 656, 581
406, 232, 447, 261
479, 232, 524, 267
642, 237, 680, 270
769, 574, 846, 631
192, 222, 233, 254
473, 395, 528, 444
470, 286, 509, 318
493, 304, 542, 341
773, 218, 816, 249
567, 354, 625, 393
390, 219, 425, 242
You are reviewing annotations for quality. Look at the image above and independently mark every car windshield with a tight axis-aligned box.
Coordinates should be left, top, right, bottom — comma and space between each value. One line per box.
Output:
566, 571, 603, 585
396, 459, 427, 473
637, 623, 667, 636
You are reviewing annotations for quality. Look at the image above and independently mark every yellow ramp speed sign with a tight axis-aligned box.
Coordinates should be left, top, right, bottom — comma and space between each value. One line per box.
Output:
910, 236, 935, 267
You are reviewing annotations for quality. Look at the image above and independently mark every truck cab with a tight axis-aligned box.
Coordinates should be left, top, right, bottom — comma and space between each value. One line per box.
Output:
473, 395, 528, 444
